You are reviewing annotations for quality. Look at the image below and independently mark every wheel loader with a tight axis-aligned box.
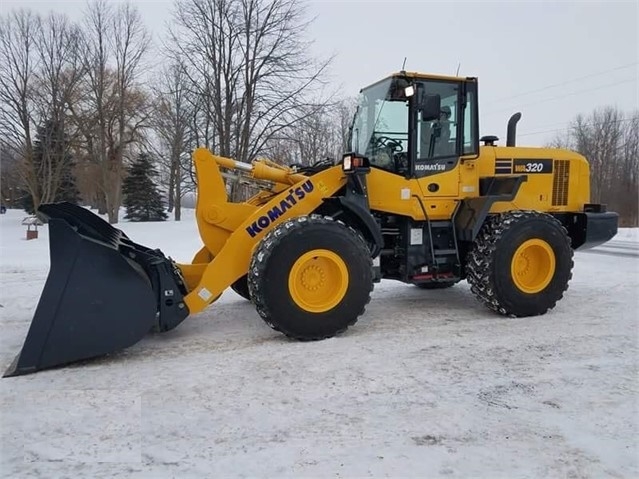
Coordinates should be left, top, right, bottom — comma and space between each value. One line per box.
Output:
4, 71, 618, 377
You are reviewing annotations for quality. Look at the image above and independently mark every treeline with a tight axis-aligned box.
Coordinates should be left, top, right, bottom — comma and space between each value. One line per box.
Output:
1, 1, 636, 227
0, 0, 351, 223
550, 107, 638, 226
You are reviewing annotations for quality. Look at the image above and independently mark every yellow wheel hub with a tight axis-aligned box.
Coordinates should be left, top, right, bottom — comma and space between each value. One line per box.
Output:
288, 249, 349, 313
511, 239, 556, 294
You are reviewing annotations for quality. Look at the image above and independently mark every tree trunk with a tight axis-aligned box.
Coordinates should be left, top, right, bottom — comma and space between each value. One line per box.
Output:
167, 164, 175, 213
96, 191, 107, 215
174, 175, 181, 221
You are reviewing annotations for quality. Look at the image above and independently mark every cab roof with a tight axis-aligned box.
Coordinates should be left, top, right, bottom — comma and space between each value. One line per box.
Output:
360, 71, 477, 92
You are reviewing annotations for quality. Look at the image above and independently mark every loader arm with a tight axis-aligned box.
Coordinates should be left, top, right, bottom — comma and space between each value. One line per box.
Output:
178, 148, 348, 314
176, 149, 319, 291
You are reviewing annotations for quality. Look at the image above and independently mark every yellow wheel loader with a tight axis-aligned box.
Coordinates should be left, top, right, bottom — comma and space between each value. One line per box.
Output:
4, 71, 618, 377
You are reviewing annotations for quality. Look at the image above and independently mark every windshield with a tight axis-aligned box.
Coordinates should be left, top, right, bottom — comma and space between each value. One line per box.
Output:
351, 79, 409, 170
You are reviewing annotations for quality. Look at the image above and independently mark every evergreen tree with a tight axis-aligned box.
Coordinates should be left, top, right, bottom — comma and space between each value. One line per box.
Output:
56, 159, 81, 204
122, 153, 168, 222
24, 118, 81, 214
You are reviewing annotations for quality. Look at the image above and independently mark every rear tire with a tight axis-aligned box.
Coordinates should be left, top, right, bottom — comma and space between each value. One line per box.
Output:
248, 216, 373, 340
466, 211, 573, 317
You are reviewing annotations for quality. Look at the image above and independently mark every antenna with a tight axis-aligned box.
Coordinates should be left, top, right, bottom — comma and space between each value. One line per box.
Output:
456, 62, 461, 76
401, 57, 407, 71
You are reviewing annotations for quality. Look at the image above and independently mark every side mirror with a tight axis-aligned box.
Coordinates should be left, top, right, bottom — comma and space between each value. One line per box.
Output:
418, 93, 441, 121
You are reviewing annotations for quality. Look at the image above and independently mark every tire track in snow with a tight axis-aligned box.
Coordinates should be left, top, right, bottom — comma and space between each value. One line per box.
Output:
607, 240, 639, 247
579, 250, 639, 259
579, 240, 639, 259
598, 243, 639, 252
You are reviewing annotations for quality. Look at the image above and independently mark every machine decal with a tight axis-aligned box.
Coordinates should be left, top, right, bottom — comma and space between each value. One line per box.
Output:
414, 158, 456, 177
495, 158, 513, 174
513, 159, 553, 174
495, 158, 553, 175
246, 180, 315, 237
415, 163, 446, 172
317, 181, 329, 195
198, 287, 213, 301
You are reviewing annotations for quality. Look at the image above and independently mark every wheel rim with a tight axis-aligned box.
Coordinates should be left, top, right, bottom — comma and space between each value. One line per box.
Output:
511, 239, 556, 294
288, 249, 349, 313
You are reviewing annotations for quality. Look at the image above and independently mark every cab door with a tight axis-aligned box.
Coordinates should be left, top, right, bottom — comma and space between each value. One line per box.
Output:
412, 78, 479, 199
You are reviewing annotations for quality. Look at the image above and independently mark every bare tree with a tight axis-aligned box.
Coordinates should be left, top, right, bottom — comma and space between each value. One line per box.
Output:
337, 97, 357, 152
572, 108, 626, 203
30, 13, 84, 210
151, 61, 195, 220
552, 106, 638, 226
0, 9, 39, 203
264, 97, 356, 166
618, 114, 639, 226
110, 2, 151, 221
290, 104, 337, 165
0, 141, 24, 208
0, 9, 86, 213
547, 133, 572, 150
169, 0, 332, 198
68, 0, 150, 223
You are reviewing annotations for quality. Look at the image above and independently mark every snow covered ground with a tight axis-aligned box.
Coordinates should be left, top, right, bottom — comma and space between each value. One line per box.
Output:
0, 208, 637, 478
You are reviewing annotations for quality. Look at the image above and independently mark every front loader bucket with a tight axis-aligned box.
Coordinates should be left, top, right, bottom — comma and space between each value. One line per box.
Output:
4, 203, 189, 377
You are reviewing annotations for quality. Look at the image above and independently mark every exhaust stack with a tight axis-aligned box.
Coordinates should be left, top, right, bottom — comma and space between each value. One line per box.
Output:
507, 112, 522, 147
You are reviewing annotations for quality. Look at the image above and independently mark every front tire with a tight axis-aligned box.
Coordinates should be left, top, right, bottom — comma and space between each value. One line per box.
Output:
248, 216, 373, 340
466, 211, 573, 317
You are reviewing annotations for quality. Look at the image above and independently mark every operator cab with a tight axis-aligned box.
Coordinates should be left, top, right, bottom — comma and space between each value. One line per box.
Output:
349, 72, 479, 177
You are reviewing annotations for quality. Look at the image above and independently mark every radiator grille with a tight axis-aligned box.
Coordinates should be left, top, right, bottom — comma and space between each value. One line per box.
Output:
552, 160, 570, 206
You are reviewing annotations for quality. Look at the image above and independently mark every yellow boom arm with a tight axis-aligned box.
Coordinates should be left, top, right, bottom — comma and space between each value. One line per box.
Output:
177, 148, 348, 314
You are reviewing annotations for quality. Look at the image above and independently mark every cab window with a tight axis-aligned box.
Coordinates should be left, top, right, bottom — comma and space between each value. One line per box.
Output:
463, 87, 478, 156
351, 78, 409, 171
416, 81, 459, 160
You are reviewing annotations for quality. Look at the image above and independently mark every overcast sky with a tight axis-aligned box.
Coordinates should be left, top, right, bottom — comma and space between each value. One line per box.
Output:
1, 0, 637, 147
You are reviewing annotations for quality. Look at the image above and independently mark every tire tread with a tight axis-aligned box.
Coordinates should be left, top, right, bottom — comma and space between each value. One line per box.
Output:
248, 215, 373, 339
466, 210, 573, 316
